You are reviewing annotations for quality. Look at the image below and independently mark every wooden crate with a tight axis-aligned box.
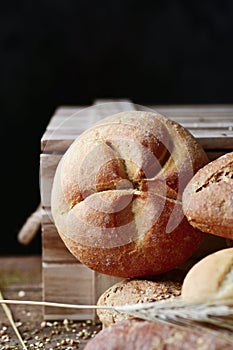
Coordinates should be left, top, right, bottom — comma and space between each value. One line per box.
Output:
40, 99, 233, 320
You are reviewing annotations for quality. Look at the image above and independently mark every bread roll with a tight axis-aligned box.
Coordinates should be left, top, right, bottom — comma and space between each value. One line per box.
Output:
84, 319, 233, 350
182, 248, 233, 303
182, 151, 233, 239
97, 277, 182, 327
51, 111, 208, 277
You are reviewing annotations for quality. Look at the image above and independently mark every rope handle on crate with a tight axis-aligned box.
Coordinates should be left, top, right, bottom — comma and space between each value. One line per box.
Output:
17, 203, 42, 245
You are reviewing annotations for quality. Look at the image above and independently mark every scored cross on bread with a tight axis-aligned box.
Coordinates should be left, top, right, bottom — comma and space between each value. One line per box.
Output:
51, 111, 208, 278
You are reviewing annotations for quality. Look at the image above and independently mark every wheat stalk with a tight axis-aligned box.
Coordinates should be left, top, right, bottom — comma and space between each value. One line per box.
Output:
117, 297, 233, 330
0, 291, 27, 349
0, 297, 233, 343
0, 299, 107, 310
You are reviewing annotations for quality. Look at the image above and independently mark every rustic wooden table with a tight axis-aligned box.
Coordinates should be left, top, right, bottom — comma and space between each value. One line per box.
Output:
0, 256, 101, 349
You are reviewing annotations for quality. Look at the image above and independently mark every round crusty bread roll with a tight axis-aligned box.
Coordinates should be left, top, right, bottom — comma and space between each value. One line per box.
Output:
182, 151, 233, 239
84, 319, 233, 350
182, 248, 233, 303
97, 278, 182, 327
51, 111, 208, 277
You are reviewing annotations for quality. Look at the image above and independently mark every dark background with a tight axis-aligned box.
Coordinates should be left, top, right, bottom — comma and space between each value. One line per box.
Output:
1, 1, 233, 255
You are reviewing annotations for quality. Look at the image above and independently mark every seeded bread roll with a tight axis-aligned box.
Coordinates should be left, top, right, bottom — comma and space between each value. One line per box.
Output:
84, 319, 233, 350
97, 278, 182, 327
182, 248, 233, 303
182, 151, 233, 239
51, 111, 208, 277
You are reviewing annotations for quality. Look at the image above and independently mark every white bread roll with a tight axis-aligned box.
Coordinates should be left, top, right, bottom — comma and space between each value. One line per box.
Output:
182, 248, 233, 303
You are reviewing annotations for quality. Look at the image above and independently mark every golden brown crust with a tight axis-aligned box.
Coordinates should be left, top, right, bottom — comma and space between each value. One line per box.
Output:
97, 278, 182, 327
51, 111, 208, 277
59, 197, 204, 277
181, 248, 233, 303
84, 319, 233, 350
182, 152, 233, 239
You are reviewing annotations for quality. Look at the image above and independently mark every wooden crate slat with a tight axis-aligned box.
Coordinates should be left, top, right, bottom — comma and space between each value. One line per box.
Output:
41, 99, 136, 152
42, 128, 233, 141
40, 154, 62, 207
41, 207, 53, 225
43, 130, 233, 152
41, 104, 233, 153
182, 123, 233, 129
48, 112, 233, 127
42, 224, 77, 263
42, 262, 96, 320
43, 262, 122, 320
50, 103, 233, 120
150, 104, 233, 112
49, 109, 233, 117
41, 129, 233, 153
191, 132, 233, 149
41, 132, 80, 153
46, 123, 233, 131
45, 107, 233, 127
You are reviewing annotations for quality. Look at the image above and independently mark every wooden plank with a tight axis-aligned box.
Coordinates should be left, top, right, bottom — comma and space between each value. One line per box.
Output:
41, 104, 233, 153
41, 207, 53, 225
181, 123, 233, 129
40, 153, 62, 207
150, 104, 233, 114
41, 128, 233, 153
44, 111, 233, 130
41, 134, 75, 153
46, 115, 233, 131
42, 262, 121, 320
42, 223, 122, 287
42, 224, 77, 263
41, 100, 136, 152
191, 130, 233, 149
44, 117, 232, 135
42, 262, 96, 320
49, 105, 233, 122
